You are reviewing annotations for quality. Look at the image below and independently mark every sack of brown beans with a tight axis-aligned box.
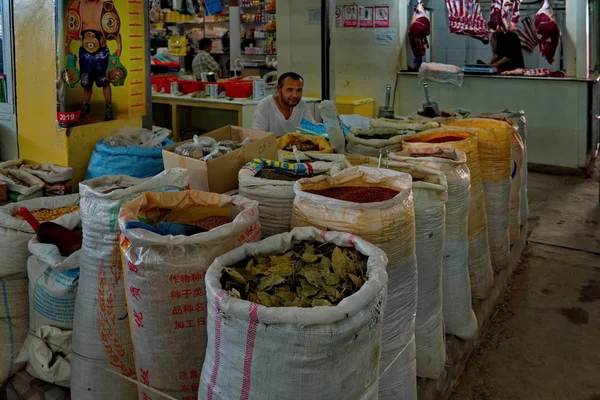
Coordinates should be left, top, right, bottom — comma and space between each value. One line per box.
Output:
118, 190, 260, 400
0, 168, 44, 202
0, 194, 80, 278
239, 157, 347, 238
291, 166, 418, 400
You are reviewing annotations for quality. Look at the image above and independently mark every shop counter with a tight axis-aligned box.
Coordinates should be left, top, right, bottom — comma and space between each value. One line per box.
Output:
396, 72, 600, 169
152, 93, 321, 141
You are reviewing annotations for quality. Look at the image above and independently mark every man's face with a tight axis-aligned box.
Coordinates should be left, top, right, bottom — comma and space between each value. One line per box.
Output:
278, 77, 303, 108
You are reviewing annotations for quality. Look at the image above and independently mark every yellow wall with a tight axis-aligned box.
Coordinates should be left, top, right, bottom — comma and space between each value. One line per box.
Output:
15, 0, 143, 188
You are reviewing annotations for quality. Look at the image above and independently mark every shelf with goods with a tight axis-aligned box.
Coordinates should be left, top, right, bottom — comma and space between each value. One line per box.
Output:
239, 0, 276, 65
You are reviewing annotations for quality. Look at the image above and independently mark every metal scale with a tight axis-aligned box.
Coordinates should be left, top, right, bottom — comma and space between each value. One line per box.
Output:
462, 64, 498, 75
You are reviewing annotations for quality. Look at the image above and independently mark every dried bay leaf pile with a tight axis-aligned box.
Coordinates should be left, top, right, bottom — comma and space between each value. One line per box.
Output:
221, 242, 368, 307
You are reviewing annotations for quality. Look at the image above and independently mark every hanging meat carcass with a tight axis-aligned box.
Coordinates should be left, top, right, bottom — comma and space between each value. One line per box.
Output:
517, 16, 539, 53
488, 0, 503, 31
510, 0, 521, 30
535, 0, 561, 64
409, 0, 431, 59
446, 0, 490, 44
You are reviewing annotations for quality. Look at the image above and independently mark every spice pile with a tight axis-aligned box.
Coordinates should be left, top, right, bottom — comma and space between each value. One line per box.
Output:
14, 205, 80, 222
221, 241, 368, 307
256, 168, 311, 182
307, 186, 399, 203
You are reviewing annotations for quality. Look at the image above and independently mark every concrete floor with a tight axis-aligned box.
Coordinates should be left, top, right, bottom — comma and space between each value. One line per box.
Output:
450, 172, 600, 400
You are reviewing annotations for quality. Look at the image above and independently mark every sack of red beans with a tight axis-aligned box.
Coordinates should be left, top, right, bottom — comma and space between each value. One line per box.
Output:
291, 166, 419, 400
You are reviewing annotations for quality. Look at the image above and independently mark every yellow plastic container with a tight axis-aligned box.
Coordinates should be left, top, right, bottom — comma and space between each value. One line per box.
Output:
306, 95, 375, 117
335, 96, 374, 117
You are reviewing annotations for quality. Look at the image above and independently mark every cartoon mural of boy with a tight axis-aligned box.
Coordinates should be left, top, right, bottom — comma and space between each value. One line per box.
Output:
63, 0, 124, 121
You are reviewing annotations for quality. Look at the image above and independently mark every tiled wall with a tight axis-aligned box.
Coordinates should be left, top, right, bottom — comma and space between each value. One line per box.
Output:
408, 0, 567, 70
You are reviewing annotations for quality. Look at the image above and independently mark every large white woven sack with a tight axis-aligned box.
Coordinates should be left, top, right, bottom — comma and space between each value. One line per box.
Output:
0, 276, 29, 384
70, 169, 188, 400
0, 194, 80, 278
291, 166, 417, 400
392, 149, 478, 340
510, 131, 524, 245
118, 191, 261, 400
238, 156, 347, 238
17, 235, 80, 386
381, 159, 448, 379
345, 130, 415, 157
199, 227, 388, 400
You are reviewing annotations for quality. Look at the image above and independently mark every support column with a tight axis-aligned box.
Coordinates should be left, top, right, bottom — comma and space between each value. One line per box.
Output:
320, 0, 335, 100
565, 0, 589, 78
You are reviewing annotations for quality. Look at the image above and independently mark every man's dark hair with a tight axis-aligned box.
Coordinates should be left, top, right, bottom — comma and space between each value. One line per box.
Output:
278, 72, 303, 87
198, 38, 212, 51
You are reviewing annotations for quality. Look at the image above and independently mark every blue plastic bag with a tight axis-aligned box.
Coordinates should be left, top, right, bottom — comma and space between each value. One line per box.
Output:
204, 0, 223, 15
85, 138, 174, 180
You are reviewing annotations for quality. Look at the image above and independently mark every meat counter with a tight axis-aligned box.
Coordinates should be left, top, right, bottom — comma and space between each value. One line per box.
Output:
396, 72, 600, 170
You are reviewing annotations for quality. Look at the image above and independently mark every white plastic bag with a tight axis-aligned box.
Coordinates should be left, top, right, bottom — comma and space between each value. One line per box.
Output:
0, 277, 29, 384
0, 194, 80, 278
70, 169, 189, 400
392, 148, 478, 340
119, 191, 261, 400
238, 156, 347, 237
381, 159, 448, 379
104, 126, 170, 148
199, 227, 388, 400
291, 167, 417, 400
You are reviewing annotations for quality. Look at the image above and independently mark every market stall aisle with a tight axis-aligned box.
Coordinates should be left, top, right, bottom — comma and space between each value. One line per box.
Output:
450, 172, 600, 400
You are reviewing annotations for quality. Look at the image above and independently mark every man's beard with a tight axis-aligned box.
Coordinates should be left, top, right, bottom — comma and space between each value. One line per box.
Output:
281, 96, 299, 108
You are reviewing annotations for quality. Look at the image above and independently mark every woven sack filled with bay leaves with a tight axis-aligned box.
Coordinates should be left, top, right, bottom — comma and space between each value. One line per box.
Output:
442, 118, 513, 273
71, 169, 189, 400
119, 190, 261, 400
291, 166, 417, 400
391, 148, 478, 340
199, 227, 388, 400
378, 159, 448, 379
238, 157, 347, 238
403, 127, 494, 299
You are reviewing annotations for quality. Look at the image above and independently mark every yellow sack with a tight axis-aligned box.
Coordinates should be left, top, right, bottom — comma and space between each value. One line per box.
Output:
442, 118, 513, 274
292, 166, 417, 400
277, 133, 333, 157
403, 127, 493, 299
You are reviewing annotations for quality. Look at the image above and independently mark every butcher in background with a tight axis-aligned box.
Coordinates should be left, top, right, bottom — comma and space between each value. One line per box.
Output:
489, 23, 524, 72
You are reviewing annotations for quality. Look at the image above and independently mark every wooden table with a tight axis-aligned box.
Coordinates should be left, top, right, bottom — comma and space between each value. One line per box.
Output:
152, 93, 320, 141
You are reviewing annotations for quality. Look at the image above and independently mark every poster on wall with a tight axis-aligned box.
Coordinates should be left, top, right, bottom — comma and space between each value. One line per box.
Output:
374, 5, 390, 28
343, 4, 358, 27
359, 6, 374, 28
56, 0, 146, 128
335, 6, 343, 27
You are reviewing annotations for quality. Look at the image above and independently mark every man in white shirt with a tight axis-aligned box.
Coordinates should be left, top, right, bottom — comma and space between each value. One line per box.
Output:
252, 72, 315, 136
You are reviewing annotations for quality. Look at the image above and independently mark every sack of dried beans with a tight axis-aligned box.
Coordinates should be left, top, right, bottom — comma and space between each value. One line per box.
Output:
391, 148, 478, 340
0, 168, 44, 201
403, 127, 494, 299
378, 159, 449, 379
70, 169, 188, 400
118, 190, 260, 400
291, 166, 417, 400
238, 157, 347, 238
199, 227, 388, 400
0, 194, 80, 278
442, 119, 513, 273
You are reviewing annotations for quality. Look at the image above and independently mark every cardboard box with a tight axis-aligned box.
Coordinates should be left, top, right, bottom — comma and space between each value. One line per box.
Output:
163, 125, 277, 193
